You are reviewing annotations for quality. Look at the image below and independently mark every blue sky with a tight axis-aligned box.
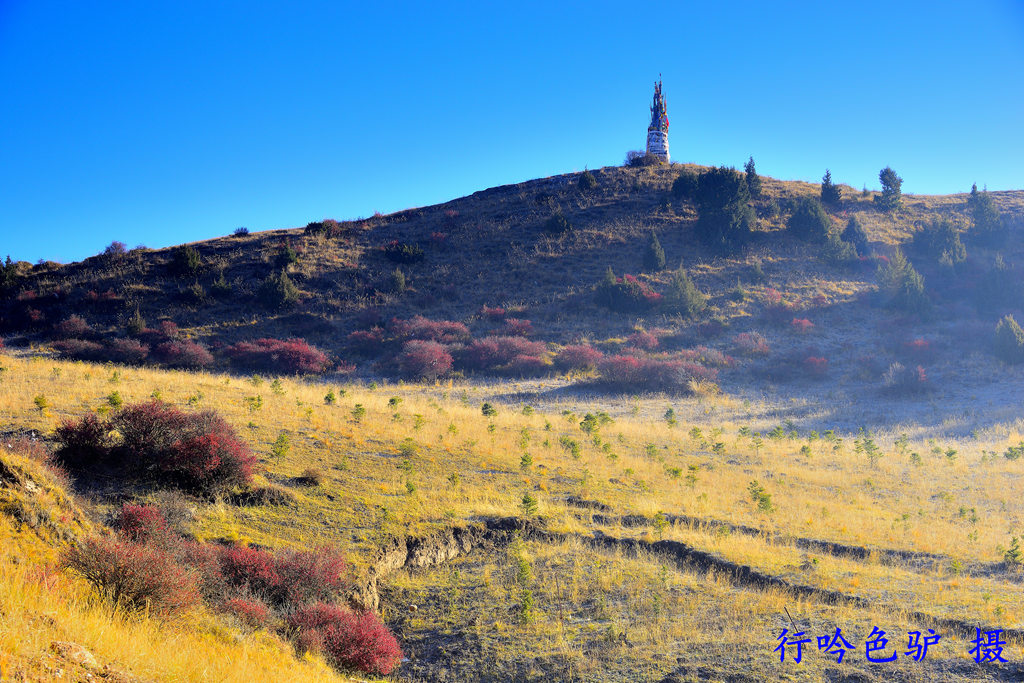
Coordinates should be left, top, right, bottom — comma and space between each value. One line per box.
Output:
2, 1, 1022, 263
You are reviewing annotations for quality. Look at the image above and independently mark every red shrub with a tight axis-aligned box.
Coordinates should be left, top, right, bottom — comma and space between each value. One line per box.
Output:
54, 315, 91, 339
55, 401, 257, 493
217, 546, 348, 607
732, 332, 771, 356
154, 340, 213, 368
54, 413, 109, 467
106, 337, 150, 364
461, 336, 546, 372
627, 330, 659, 351
597, 355, 716, 391
554, 345, 603, 371
790, 318, 815, 334
53, 338, 105, 361
884, 362, 928, 395
347, 328, 384, 355
396, 340, 453, 380
430, 231, 447, 246
223, 597, 271, 628
114, 503, 171, 544
505, 354, 548, 376
502, 318, 533, 337
225, 338, 331, 374
390, 316, 470, 344
63, 537, 198, 614
287, 603, 402, 675
480, 305, 506, 320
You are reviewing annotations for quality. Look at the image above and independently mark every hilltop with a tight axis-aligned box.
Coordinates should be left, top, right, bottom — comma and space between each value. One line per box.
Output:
2, 163, 1023, 432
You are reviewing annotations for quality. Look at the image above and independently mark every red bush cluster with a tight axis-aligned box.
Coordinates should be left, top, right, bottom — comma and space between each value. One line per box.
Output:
153, 339, 213, 368
460, 336, 547, 373
54, 337, 151, 365
62, 537, 198, 615
479, 305, 506, 320
397, 340, 453, 380
803, 356, 828, 377
224, 596, 271, 628
732, 332, 771, 356
225, 338, 332, 374
790, 318, 815, 334
347, 328, 385, 355
55, 401, 255, 493
554, 344, 604, 371
287, 603, 402, 675
53, 315, 92, 339
597, 354, 717, 391
114, 503, 172, 544
389, 315, 470, 344
502, 318, 533, 337
627, 330, 659, 351
900, 338, 934, 362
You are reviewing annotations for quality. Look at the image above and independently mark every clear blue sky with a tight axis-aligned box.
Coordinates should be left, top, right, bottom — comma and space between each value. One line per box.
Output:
2, 1, 1022, 263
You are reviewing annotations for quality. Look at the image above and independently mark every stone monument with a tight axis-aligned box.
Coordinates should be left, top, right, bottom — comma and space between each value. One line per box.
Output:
646, 79, 669, 162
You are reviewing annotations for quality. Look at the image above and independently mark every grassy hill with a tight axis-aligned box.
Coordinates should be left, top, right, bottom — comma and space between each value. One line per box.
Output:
3, 163, 1024, 681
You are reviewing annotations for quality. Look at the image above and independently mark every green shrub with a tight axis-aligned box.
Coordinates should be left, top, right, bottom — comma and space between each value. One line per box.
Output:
994, 315, 1024, 363
671, 169, 699, 201
256, 270, 300, 310
788, 197, 832, 243
578, 169, 598, 192
664, 266, 705, 317
878, 249, 928, 313
170, 245, 202, 277
544, 211, 571, 234
841, 215, 869, 256
625, 150, 661, 167
909, 217, 966, 264
389, 268, 406, 294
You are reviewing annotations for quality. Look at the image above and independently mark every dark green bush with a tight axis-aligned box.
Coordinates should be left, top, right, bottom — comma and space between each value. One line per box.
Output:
909, 217, 966, 264
671, 169, 699, 201
841, 215, 870, 256
383, 241, 424, 264
967, 184, 1006, 246
994, 315, 1024, 364
170, 246, 202, 277
693, 167, 756, 251
578, 170, 598, 192
544, 211, 572, 234
664, 266, 705, 317
256, 270, 300, 310
878, 249, 928, 313
787, 197, 832, 243
625, 151, 661, 167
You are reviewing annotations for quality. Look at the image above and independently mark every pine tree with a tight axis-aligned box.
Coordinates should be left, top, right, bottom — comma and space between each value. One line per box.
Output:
693, 166, 756, 252
876, 166, 903, 212
643, 232, 666, 271
820, 169, 842, 205
744, 157, 762, 198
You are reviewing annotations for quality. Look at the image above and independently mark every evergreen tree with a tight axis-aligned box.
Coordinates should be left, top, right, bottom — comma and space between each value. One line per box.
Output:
841, 215, 869, 256
820, 169, 842, 205
966, 183, 1005, 245
671, 168, 699, 201
257, 270, 300, 310
693, 167, 756, 252
909, 217, 966, 264
665, 265, 706, 317
744, 156, 762, 198
878, 248, 928, 313
876, 166, 903, 212
643, 232, 666, 271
